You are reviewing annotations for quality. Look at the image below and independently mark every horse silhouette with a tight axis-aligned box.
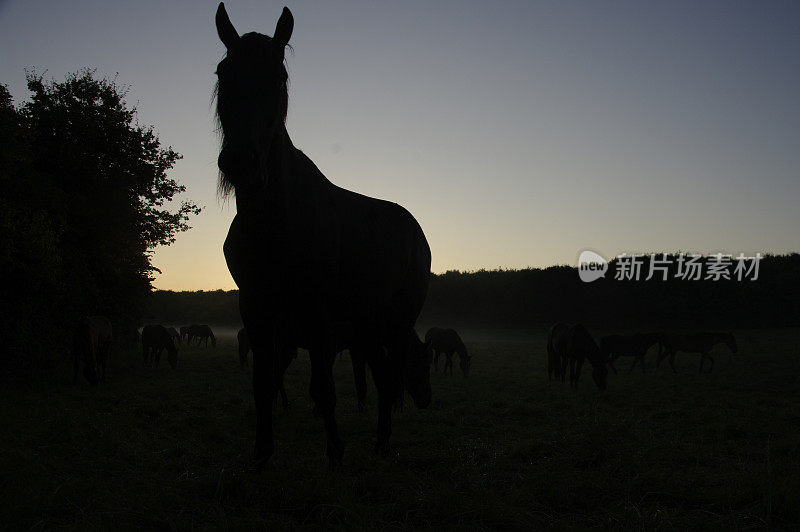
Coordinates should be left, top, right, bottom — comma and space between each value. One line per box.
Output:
656, 332, 737, 373
141, 324, 178, 369
167, 326, 181, 345
72, 316, 112, 386
214, 3, 432, 468
180, 325, 193, 343
237, 327, 297, 408
425, 327, 470, 376
601, 332, 661, 374
187, 324, 216, 347
547, 323, 607, 390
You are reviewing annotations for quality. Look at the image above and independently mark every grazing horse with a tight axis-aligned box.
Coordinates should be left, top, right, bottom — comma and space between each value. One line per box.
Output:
425, 327, 470, 376
601, 332, 661, 374
188, 324, 216, 347
237, 327, 298, 407
547, 323, 608, 390
656, 332, 737, 373
141, 324, 178, 369
167, 326, 181, 345
72, 316, 113, 386
180, 325, 193, 343
214, 4, 432, 468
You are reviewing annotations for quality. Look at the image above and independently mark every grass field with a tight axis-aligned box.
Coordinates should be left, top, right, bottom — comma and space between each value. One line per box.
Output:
2, 328, 799, 529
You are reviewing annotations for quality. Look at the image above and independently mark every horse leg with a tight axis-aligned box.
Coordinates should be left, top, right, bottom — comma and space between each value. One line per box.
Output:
250, 332, 277, 470
309, 347, 344, 468
568, 359, 575, 387
629, 356, 637, 373
705, 352, 714, 372
575, 358, 584, 387
433, 350, 440, 372
668, 352, 677, 374
608, 355, 618, 375
367, 346, 395, 455
155, 347, 162, 367
350, 348, 368, 412
142, 344, 148, 368
446, 352, 453, 376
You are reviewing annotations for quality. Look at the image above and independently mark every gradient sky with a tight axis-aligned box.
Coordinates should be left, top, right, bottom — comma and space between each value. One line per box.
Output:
2, 1, 798, 290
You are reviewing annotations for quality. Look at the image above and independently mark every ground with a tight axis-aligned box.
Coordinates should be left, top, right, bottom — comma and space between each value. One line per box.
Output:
1, 328, 798, 529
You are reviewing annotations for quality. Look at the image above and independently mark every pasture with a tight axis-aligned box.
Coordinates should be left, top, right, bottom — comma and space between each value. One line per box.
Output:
2, 328, 799, 529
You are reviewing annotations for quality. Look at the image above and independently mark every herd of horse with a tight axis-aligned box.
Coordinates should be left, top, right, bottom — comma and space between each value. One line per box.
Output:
547, 324, 738, 390
72, 322, 219, 377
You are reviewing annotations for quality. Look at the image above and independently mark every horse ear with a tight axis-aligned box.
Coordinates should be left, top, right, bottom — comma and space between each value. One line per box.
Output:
216, 2, 240, 49
273, 7, 294, 47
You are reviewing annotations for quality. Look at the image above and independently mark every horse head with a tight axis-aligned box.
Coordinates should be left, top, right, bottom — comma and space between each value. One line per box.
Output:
215, 3, 293, 195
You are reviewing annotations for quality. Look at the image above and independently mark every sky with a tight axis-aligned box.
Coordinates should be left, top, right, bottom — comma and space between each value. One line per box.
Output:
1, 0, 799, 290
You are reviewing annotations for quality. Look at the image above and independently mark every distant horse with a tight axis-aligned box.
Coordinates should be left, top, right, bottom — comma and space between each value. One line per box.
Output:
141, 324, 179, 369
547, 323, 608, 390
656, 332, 737, 373
601, 332, 661, 374
214, 4, 432, 468
72, 316, 113, 386
425, 327, 444, 371
237, 327, 298, 408
188, 324, 216, 347
180, 325, 194, 343
167, 326, 181, 345
425, 327, 470, 376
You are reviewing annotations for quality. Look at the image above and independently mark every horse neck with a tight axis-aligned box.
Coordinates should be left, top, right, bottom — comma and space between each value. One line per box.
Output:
234, 125, 325, 219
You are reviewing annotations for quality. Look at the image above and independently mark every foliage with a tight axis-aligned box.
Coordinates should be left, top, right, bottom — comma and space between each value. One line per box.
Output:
0, 71, 200, 381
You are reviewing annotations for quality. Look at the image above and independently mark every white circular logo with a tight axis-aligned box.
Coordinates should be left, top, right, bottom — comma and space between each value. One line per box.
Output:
578, 250, 608, 282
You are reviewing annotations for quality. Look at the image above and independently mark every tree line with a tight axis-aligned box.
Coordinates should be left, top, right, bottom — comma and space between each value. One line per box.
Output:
145, 253, 800, 331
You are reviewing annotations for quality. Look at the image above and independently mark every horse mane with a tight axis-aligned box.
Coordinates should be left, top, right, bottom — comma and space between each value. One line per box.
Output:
213, 33, 293, 199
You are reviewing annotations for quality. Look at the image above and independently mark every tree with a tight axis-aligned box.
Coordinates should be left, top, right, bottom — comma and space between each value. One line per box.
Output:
0, 70, 201, 380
